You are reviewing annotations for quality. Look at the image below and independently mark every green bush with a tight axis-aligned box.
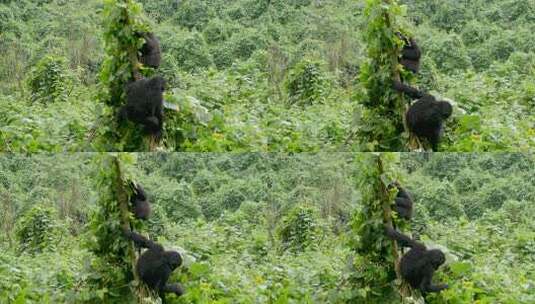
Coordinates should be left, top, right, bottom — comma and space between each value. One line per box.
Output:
174, 0, 213, 30
168, 32, 213, 73
277, 205, 320, 252
285, 58, 330, 105
27, 55, 72, 104
15, 205, 61, 253
426, 33, 472, 73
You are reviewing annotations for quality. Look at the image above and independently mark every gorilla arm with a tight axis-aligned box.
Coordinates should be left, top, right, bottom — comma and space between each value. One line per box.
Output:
385, 226, 426, 250
123, 229, 163, 252
163, 283, 185, 296
420, 264, 448, 293
392, 80, 424, 100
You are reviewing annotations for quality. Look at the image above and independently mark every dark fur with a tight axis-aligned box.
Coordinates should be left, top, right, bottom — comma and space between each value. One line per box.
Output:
119, 76, 166, 138
139, 33, 161, 69
385, 227, 448, 294
398, 34, 421, 73
388, 181, 413, 220
123, 229, 184, 303
130, 183, 151, 220
392, 80, 452, 151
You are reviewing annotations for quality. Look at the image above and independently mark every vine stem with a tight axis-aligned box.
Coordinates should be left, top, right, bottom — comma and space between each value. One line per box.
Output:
121, 0, 158, 151
111, 156, 138, 280
112, 155, 158, 302
383, 0, 423, 151
377, 153, 416, 300
377, 155, 401, 278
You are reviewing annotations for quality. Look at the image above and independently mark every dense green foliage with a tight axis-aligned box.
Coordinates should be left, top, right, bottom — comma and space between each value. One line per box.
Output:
15, 205, 63, 254
356, 1, 409, 151
345, 153, 406, 302
1, 0, 533, 151
86, 154, 139, 303
0, 153, 533, 303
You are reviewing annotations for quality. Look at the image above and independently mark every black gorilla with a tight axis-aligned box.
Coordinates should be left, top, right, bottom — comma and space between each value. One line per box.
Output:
119, 76, 166, 138
398, 33, 421, 73
392, 80, 453, 151
130, 182, 151, 220
388, 181, 413, 220
123, 229, 184, 303
385, 227, 448, 294
139, 33, 161, 69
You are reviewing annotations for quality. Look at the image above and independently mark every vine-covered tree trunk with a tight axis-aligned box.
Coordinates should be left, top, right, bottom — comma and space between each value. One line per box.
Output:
88, 154, 158, 303
111, 157, 138, 279
357, 0, 423, 151
348, 153, 419, 302
96, 0, 159, 151
111, 156, 158, 303
376, 155, 401, 277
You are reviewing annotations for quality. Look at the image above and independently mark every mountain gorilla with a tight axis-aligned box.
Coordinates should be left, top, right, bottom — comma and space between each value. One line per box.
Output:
123, 229, 184, 303
388, 181, 413, 220
392, 80, 453, 151
139, 33, 161, 69
130, 182, 151, 220
385, 227, 448, 294
119, 76, 166, 138
397, 33, 421, 73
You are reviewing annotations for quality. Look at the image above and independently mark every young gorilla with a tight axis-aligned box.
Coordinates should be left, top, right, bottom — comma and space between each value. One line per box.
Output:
392, 80, 453, 151
384, 226, 448, 294
388, 181, 413, 220
123, 229, 184, 303
130, 182, 151, 220
398, 34, 421, 74
139, 33, 161, 69
119, 76, 166, 138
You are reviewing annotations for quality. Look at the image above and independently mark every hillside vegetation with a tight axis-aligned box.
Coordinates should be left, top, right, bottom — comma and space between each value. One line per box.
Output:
0, 153, 534, 303
1, 0, 534, 151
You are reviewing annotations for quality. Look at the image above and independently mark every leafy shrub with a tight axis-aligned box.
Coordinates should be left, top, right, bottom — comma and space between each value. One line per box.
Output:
174, 0, 212, 30
166, 32, 213, 73
228, 28, 266, 60
425, 33, 472, 73
15, 205, 61, 253
27, 55, 72, 104
202, 18, 234, 44
285, 58, 330, 105
277, 205, 320, 252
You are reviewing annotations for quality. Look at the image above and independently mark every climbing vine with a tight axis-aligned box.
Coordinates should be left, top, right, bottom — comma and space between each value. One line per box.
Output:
347, 153, 418, 302
94, 0, 157, 151
86, 153, 151, 303
357, 0, 417, 151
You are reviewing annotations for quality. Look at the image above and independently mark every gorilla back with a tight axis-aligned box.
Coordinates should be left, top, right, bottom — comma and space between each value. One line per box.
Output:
389, 182, 413, 220
120, 76, 166, 137
400, 37, 421, 73
392, 80, 453, 151
123, 229, 184, 303
406, 95, 452, 151
130, 183, 151, 220
139, 33, 161, 69
385, 227, 448, 294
